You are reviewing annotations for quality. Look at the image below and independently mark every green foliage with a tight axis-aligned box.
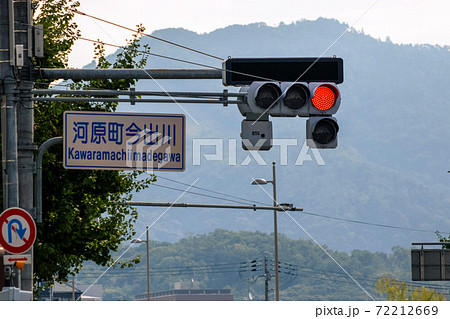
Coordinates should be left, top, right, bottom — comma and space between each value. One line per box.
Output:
435, 231, 450, 249
376, 275, 445, 301
33, 0, 81, 69
76, 230, 423, 301
30, 0, 154, 286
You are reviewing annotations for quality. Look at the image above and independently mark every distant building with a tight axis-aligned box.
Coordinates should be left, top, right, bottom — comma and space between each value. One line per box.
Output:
76, 284, 103, 301
39, 282, 82, 301
135, 282, 234, 301
38, 282, 103, 301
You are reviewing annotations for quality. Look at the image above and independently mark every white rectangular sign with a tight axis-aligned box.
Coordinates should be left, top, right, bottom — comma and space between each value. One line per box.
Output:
64, 111, 186, 171
3, 254, 31, 265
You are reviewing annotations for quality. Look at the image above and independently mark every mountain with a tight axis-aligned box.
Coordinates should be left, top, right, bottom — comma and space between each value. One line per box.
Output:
98, 18, 450, 253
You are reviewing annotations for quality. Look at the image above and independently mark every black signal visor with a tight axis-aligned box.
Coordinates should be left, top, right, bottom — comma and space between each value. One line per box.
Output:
223, 57, 343, 86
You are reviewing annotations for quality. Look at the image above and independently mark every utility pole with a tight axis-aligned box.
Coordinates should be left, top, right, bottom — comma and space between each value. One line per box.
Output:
0, 0, 35, 296
1, 0, 19, 210
264, 256, 270, 301
272, 161, 279, 301
16, 0, 35, 294
1, 0, 20, 296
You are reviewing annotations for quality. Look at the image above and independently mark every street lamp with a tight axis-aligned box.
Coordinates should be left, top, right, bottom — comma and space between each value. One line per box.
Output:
131, 226, 150, 301
252, 161, 280, 301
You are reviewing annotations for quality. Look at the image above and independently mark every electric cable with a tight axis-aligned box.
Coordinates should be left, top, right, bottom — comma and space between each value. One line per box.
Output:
75, 262, 450, 296
73, 255, 450, 293
78, 37, 219, 70
150, 183, 255, 206
76, 36, 277, 82
283, 262, 450, 293
145, 181, 449, 235
72, 9, 223, 61
299, 210, 450, 235
156, 175, 271, 207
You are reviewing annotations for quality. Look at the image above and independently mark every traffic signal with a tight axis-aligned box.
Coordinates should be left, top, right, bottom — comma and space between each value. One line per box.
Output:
228, 57, 344, 150
278, 82, 310, 117
307, 83, 340, 148
238, 82, 282, 117
238, 82, 339, 118
306, 117, 339, 149
238, 81, 310, 117
237, 81, 341, 149
309, 83, 341, 115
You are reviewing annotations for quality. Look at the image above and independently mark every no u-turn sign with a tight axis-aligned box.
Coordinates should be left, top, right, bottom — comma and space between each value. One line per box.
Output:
0, 207, 36, 254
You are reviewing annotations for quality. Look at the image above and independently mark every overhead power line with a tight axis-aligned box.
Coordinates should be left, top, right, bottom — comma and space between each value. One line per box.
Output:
72, 9, 223, 61
78, 37, 220, 70
144, 181, 448, 235
76, 37, 277, 82
150, 183, 253, 205
75, 259, 450, 295
156, 175, 271, 206
299, 210, 450, 235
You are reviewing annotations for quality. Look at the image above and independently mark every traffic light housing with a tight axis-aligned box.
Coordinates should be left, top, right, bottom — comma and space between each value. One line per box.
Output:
306, 117, 339, 149
241, 120, 272, 151
278, 82, 310, 117
237, 82, 341, 149
230, 57, 344, 150
238, 82, 340, 118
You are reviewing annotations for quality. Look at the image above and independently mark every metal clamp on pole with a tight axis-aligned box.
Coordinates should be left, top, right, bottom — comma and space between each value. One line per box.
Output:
130, 88, 135, 105
221, 89, 228, 107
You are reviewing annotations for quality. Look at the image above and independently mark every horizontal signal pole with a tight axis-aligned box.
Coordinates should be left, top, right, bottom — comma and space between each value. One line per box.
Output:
128, 202, 302, 212
411, 242, 449, 246
39, 68, 223, 80
31, 89, 245, 98
30, 89, 245, 105
31, 97, 241, 104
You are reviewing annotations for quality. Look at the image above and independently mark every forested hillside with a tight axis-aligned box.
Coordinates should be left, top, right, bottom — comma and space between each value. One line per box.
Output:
75, 230, 449, 301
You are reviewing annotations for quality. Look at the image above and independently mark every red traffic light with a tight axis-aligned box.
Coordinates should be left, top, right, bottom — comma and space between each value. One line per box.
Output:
312, 85, 339, 111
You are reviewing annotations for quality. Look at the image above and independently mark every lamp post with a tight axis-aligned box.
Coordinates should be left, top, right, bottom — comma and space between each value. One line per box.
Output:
131, 226, 150, 301
252, 161, 280, 301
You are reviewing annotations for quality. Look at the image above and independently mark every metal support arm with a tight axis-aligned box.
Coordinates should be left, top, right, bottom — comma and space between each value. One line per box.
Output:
128, 202, 302, 212
35, 137, 63, 223
39, 68, 223, 80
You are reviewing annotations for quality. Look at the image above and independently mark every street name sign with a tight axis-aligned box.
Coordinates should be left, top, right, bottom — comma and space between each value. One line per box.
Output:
64, 111, 186, 171
0, 208, 37, 254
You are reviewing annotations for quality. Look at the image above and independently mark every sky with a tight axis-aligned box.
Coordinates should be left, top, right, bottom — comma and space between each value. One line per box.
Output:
68, 0, 450, 68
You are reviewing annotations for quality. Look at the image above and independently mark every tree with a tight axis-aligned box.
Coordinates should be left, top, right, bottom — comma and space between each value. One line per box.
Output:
376, 275, 445, 301
30, 0, 154, 287
436, 231, 450, 249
